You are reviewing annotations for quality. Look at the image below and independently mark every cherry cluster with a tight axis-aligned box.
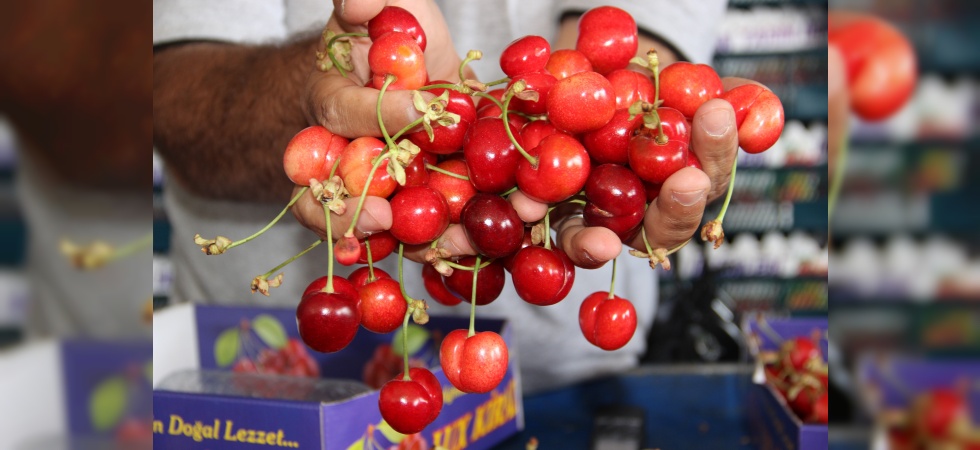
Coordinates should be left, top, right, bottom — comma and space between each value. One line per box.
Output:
887, 387, 980, 449
761, 336, 828, 424
231, 338, 320, 378
194, 5, 785, 435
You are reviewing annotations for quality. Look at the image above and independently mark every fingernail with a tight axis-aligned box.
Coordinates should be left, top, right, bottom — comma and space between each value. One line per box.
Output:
582, 249, 599, 266
355, 209, 383, 234
672, 189, 707, 207
438, 238, 463, 256
700, 108, 733, 137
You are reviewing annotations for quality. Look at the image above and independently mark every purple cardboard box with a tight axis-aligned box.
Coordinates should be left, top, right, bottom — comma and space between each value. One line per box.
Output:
743, 315, 828, 450
153, 304, 524, 449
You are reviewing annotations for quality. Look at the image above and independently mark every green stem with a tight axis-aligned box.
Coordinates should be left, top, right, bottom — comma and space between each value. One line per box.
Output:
501, 92, 536, 166
323, 203, 335, 293
608, 257, 618, 299
483, 77, 511, 88
345, 152, 391, 236
500, 186, 519, 197
378, 75, 398, 150
468, 256, 481, 337
261, 239, 323, 279
459, 50, 481, 83
397, 243, 417, 303
440, 259, 492, 272
566, 198, 587, 207
390, 116, 425, 142
827, 132, 849, 228
641, 226, 655, 257
419, 83, 462, 92
227, 187, 308, 250
425, 163, 469, 180
326, 32, 368, 78
401, 310, 412, 380
544, 208, 553, 250
328, 156, 343, 179
105, 233, 153, 264
366, 239, 376, 282
473, 91, 504, 110
716, 156, 739, 223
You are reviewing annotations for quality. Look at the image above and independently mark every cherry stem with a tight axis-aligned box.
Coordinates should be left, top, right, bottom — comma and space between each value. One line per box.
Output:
440, 259, 493, 272
418, 83, 462, 92
500, 186, 519, 197
390, 116, 425, 142
468, 255, 481, 337
641, 226, 655, 257
649, 50, 661, 106
401, 309, 412, 381
323, 203, 335, 293
345, 152, 392, 237
397, 243, 417, 303
827, 131, 849, 232
425, 163, 469, 180
365, 239, 375, 282
473, 91, 504, 109
543, 207, 553, 250
483, 77, 511, 88
325, 32, 367, 78
566, 198, 587, 207
501, 91, 537, 166
328, 156, 343, 179
260, 238, 323, 280
105, 232, 153, 264
378, 74, 398, 150
607, 257, 618, 299
459, 51, 480, 83
715, 156, 739, 223
227, 187, 309, 250
665, 238, 692, 256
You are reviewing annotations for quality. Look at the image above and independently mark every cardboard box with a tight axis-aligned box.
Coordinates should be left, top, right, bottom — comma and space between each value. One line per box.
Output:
153, 304, 524, 449
743, 315, 828, 450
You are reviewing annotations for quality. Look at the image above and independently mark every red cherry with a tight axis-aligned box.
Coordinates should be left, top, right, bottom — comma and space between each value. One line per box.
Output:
780, 337, 821, 373
302, 275, 358, 302
520, 120, 567, 151
648, 106, 692, 143
606, 69, 654, 109
578, 291, 637, 350
422, 263, 464, 306
659, 62, 724, 119
687, 152, 703, 171
282, 126, 349, 186
627, 134, 688, 184
396, 150, 437, 192
575, 6, 638, 75
459, 193, 524, 259
546, 71, 616, 134
338, 137, 396, 197
389, 185, 450, 245
643, 181, 661, 203
476, 89, 506, 113
348, 266, 393, 289
356, 231, 399, 264
918, 388, 967, 439
809, 392, 828, 424
368, 6, 427, 51
508, 71, 557, 115
545, 49, 593, 80
463, 117, 523, 193
335, 235, 362, 266
501, 228, 533, 273
439, 329, 509, 394
720, 84, 784, 154
296, 291, 360, 353
517, 133, 591, 203
443, 256, 505, 306
829, 15, 916, 121
582, 108, 643, 165
232, 358, 258, 373
407, 82, 476, 154
369, 32, 427, 91
499, 35, 551, 77
358, 278, 408, 334
583, 164, 646, 242
510, 246, 575, 306
426, 159, 476, 224
379, 378, 435, 434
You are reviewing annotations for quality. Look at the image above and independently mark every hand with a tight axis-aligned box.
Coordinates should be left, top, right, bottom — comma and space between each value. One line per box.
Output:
293, 0, 475, 262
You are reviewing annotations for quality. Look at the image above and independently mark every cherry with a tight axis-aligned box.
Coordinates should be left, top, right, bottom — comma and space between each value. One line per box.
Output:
583, 164, 646, 241
369, 31, 427, 91
606, 69, 654, 109
501, 228, 533, 272
389, 185, 450, 245
917, 388, 966, 439
443, 257, 505, 306
335, 235, 362, 266
829, 15, 916, 121
296, 291, 360, 353
687, 152, 703, 171
545, 49, 593, 80
508, 71, 557, 115
407, 82, 477, 154
426, 159, 476, 224
302, 275, 358, 302
720, 84, 784, 154
546, 71, 616, 134
282, 126, 349, 186
809, 392, 828, 424
463, 117, 523, 193
358, 278, 408, 334
363, 343, 404, 389
779, 337, 821, 373
232, 358, 258, 373
510, 246, 575, 306
378, 369, 441, 434
643, 181, 661, 203
658, 62, 724, 119
356, 231, 398, 264
578, 291, 637, 350
575, 6, 638, 75
439, 329, 509, 394
459, 193, 524, 259
520, 120, 566, 151
422, 263, 464, 306
476, 89, 507, 114
348, 266, 392, 289
627, 133, 688, 185
338, 137, 396, 197
368, 6, 427, 52
644, 106, 691, 143
517, 133, 591, 203
582, 108, 643, 165
499, 35, 551, 77
396, 150, 437, 191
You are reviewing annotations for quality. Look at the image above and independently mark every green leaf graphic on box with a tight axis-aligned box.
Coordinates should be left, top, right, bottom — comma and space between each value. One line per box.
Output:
377, 420, 406, 444
215, 328, 240, 367
392, 324, 430, 357
253, 314, 287, 349
89, 376, 127, 431
344, 437, 364, 450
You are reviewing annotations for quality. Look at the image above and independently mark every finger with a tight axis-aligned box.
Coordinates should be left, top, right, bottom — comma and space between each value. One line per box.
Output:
691, 98, 738, 201
556, 217, 622, 269
293, 192, 393, 241
629, 167, 711, 250
828, 44, 848, 182
402, 224, 477, 263
310, 73, 435, 139
331, 0, 387, 30
508, 190, 548, 223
